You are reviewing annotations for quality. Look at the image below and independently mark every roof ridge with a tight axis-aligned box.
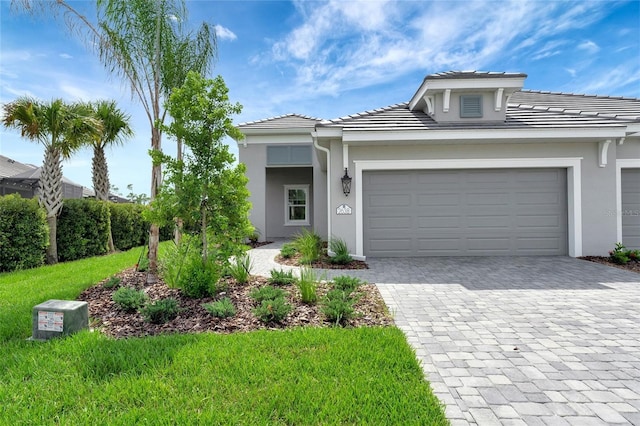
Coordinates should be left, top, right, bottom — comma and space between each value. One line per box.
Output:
325, 102, 409, 124
518, 89, 640, 102
238, 113, 323, 127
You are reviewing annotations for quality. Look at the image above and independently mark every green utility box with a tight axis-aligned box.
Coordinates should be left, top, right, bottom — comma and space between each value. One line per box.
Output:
31, 300, 89, 341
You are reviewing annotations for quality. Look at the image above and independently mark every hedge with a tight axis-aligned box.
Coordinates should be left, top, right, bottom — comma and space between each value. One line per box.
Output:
0, 194, 48, 272
57, 199, 110, 262
109, 203, 173, 251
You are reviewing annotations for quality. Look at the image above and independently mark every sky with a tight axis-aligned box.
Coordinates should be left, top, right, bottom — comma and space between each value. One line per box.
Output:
1, 0, 639, 198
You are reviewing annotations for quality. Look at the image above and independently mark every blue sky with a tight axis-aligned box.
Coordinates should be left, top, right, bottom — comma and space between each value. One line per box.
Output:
1, 0, 639, 197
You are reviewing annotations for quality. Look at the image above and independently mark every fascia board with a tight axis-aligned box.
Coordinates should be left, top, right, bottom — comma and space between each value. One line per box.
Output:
314, 127, 343, 138
239, 127, 315, 136
341, 127, 628, 143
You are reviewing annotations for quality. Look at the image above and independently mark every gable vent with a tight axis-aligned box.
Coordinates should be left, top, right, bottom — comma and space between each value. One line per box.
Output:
460, 95, 483, 118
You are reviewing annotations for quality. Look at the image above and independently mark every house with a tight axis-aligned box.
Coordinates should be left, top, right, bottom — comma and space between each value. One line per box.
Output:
0, 154, 128, 202
237, 71, 640, 258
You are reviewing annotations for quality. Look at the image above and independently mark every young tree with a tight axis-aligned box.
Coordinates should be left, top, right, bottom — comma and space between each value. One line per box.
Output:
11, 0, 217, 282
88, 100, 133, 252
150, 71, 251, 269
2, 97, 101, 263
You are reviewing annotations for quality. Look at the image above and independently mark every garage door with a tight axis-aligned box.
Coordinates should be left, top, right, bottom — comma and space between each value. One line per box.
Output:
622, 169, 640, 250
363, 168, 568, 257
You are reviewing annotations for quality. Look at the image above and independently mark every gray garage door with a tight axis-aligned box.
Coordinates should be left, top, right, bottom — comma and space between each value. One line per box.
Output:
363, 168, 568, 257
622, 169, 640, 250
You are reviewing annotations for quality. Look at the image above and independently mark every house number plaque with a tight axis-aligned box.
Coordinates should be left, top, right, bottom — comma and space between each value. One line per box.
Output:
336, 204, 352, 215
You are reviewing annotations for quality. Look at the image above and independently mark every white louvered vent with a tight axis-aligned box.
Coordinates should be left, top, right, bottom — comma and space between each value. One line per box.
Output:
460, 95, 483, 118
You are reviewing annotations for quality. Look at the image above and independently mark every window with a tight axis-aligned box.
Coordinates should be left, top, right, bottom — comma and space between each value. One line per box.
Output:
267, 145, 312, 166
460, 95, 483, 118
285, 185, 309, 225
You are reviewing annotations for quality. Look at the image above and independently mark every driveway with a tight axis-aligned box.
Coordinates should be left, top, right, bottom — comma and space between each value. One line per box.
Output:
249, 243, 640, 425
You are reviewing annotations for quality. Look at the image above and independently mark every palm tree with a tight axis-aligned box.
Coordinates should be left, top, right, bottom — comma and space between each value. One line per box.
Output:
89, 100, 133, 252
12, 0, 217, 282
2, 97, 102, 264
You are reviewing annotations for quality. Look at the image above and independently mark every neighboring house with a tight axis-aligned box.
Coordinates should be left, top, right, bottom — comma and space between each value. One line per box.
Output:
238, 71, 640, 258
0, 154, 127, 202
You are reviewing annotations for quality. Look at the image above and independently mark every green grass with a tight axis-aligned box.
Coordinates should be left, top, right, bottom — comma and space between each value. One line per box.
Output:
0, 246, 144, 342
0, 246, 449, 425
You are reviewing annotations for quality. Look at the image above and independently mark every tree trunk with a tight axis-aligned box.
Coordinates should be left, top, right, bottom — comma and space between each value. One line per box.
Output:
40, 146, 63, 264
46, 215, 58, 265
92, 146, 116, 253
201, 201, 207, 264
174, 137, 183, 245
147, 126, 162, 284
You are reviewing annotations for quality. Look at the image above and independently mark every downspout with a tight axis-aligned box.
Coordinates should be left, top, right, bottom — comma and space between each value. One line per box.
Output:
312, 131, 331, 246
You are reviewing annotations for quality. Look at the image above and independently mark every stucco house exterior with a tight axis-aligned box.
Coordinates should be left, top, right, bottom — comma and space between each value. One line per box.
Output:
237, 71, 640, 259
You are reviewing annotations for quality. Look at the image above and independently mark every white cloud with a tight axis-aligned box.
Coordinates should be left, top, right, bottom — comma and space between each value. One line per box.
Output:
565, 68, 577, 77
214, 24, 237, 41
59, 53, 73, 59
578, 61, 640, 95
577, 40, 600, 53
264, 0, 620, 101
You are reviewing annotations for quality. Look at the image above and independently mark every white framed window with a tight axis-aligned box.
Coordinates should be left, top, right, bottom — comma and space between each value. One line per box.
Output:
284, 185, 309, 226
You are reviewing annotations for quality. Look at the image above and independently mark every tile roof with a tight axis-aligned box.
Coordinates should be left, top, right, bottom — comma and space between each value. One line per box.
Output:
510, 90, 640, 121
425, 70, 528, 80
0, 154, 37, 178
316, 100, 633, 131
238, 113, 323, 129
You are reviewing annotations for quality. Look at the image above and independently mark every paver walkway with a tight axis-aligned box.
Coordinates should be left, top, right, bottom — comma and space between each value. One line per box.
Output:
249, 241, 640, 425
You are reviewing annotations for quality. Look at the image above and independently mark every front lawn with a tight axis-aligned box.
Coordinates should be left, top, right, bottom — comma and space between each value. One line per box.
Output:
0, 248, 448, 425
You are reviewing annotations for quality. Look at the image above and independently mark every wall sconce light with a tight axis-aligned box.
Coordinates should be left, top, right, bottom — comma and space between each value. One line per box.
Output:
341, 168, 352, 196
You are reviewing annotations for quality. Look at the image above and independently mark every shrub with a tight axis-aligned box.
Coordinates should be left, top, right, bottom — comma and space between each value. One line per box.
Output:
203, 297, 236, 318
227, 254, 253, 284
112, 287, 147, 312
110, 203, 173, 251
297, 267, 319, 304
322, 289, 356, 325
609, 242, 630, 265
57, 199, 110, 262
109, 203, 148, 251
103, 275, 121, 289
250, 285, 287, 304
332, 276, 363, 295
280, 243, 297, 259
268, 269, 297, 286
179, 258, 221, 298
329, 238, 353, 265
294, 229, 322, 264
247, 228, 260, 244
141, 298, 180, 324
252, 297, 292, 323
0, 194, 47, 272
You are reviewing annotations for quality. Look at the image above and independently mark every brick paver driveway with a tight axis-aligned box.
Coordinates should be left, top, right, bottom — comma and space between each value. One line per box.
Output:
374, 257, 640, 425
249, 244, 640, 425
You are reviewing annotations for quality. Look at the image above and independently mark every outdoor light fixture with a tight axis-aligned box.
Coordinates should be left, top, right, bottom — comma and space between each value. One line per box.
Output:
341, 168, 352, 196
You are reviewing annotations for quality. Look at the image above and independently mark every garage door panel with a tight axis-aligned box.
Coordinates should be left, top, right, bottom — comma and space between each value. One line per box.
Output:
367, 194, 411, 207
466, 215, 511, 228
417, 216, 461, 229
417, 172, 460, 184
417, 193, 460, 206
516, 170, 563, 182
516, 236, 563, 251
467, 192, 511, 206
363, 168, 567, 256
516, 215, 561, 229
368, 216, 412, 230
622, 169, 640, 250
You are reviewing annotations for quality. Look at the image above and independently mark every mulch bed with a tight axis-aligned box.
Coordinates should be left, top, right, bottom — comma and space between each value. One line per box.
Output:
78, 268, 392, 339
580, 256, 640, 274
275, 253, 369, 270
247, 241, 274, 249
